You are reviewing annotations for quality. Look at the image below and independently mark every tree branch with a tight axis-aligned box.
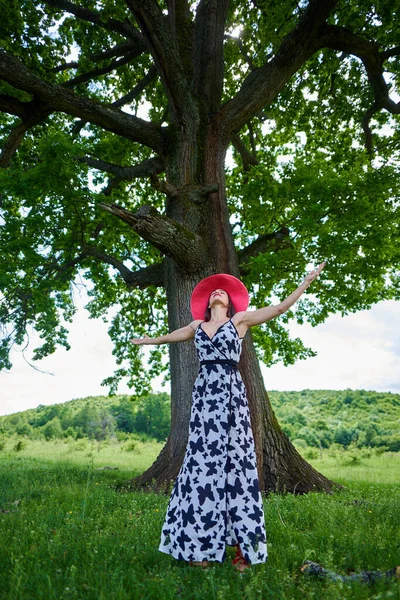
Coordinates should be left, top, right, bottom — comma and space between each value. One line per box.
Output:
98, 202, 207, 271
0, 100, 52, 167
380, 46, 400, 61
219, 0, 338, 136
62, 49, 142, 89
149, 175, 218, 202
52, 42, 142, 74
43, 0, 147, 45
225, 34, 257, 72
0, 122, 30, 168
112, 65, 158, 108
0, 94, 30, 118
0, 51, 167, 152
80, 155, 164, 179
125, 0, 194, 123
231, 133, 259, 171
238, 227, 292, 274
193, 0, 230, 112
81, 244, 164, 288
90, 41, 142, 63
166, 0, 194, 80
44, 248, 164, 289
79, 155, 164, 196
150, 173, 179, 197
68, 65, 158, 136
319, 25, 400, 153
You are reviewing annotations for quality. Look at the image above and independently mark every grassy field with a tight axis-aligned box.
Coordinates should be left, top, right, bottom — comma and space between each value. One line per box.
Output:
0, 437, 399, 600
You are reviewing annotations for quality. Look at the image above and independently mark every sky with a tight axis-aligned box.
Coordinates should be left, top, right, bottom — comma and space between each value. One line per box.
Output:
1, 289, 399, 417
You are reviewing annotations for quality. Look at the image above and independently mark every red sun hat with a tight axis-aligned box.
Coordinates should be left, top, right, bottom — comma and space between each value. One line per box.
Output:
190, 273, 249, 320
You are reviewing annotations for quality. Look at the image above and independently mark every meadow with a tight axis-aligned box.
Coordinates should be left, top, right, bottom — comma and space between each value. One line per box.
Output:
0, 436, 399, 600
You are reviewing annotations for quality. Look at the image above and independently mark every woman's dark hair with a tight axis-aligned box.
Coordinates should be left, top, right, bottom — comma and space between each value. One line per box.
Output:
204, 292, 236, 322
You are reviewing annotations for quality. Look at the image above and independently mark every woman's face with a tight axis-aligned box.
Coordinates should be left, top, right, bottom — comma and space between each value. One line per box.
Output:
209, 288, 229, 308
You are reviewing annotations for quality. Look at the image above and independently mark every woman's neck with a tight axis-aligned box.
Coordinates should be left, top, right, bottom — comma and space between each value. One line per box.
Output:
208, 308, 229, 322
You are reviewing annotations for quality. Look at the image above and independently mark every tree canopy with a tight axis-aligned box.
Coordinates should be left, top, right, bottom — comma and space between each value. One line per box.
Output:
0, 0, 399, 396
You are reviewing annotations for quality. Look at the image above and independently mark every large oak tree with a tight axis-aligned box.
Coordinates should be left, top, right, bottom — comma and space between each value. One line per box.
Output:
0, 0, 399, 494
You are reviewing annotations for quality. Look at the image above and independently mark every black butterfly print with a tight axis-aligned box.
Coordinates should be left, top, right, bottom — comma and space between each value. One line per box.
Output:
258, 552, 266, 561
225, 338, 236, 353
226, 456, 236, 473
204, 418, 219, 436
176, 530, 191, 550
204, 363, 220, 375
167, 506, 178, 524
190, 436, 205, 455
198, 535, 213, 551
226, 476, 244, 499
197, 482, 215, 505
196, 379, 207, 397
233, 394, 247, 408
208, 440, 223, 456
181, 476, 193, 499
205, 461, 218, 477
227, 411, 237, 428
206, 398, 219, 412
186, 456, 199, 474
219, 419, 230, 433
228, 506, 243, 523
200, 510, 218, 531
208, 380, 224, 396
240, 439, 251, 452
239, 417, 251, 435
240, 456, 255, 475
216, 485, 225, 500
233, 379, 242, 393
182, 504, 196, 527
248, 504, 263, 522
190, 413, 201, 431
248, 478, 260, 502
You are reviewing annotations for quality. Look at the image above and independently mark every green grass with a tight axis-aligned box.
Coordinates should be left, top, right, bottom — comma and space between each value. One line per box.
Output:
0, 438, 399, 600
310, 452, 400, 485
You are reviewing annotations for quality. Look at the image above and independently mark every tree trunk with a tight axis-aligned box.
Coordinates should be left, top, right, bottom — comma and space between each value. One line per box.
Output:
123, 126, 337, 497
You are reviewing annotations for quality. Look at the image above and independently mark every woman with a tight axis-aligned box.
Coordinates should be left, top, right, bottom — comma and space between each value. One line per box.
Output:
131, 263, 325, 572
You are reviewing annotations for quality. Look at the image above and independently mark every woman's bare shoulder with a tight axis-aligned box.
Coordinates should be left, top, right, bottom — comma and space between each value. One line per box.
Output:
231, 311, 247, 325
189, 319, 203, 331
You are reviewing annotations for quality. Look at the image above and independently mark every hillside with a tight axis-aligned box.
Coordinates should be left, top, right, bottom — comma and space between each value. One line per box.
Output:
0, 389, 399, 451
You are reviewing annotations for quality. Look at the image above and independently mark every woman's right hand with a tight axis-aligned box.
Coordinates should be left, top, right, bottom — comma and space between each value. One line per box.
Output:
130, 335, 150, 345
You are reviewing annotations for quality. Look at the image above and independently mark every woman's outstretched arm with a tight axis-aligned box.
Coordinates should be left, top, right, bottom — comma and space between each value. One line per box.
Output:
240, 262, 326, 328
130, 321, 199, 345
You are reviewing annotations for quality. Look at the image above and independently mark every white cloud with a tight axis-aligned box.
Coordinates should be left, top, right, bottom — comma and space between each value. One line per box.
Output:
262, 300, 400, 393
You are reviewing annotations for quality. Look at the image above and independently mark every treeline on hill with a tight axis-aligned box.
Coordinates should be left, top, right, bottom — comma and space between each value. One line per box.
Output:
0, 390, 399, 452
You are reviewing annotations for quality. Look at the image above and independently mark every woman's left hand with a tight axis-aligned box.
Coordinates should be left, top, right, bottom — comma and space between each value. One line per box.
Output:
304, 261, 326, 286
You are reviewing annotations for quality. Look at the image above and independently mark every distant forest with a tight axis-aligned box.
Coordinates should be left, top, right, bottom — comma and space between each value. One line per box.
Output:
1, 390, 399, 452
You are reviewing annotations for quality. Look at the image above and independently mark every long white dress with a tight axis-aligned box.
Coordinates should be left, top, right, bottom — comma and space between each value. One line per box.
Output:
158, 318, 268, 564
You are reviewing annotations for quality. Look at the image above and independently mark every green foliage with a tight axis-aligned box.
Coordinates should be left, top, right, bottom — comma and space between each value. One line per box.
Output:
0, 0, 399, 393
270, 389, 400, 451
1, 389, 399, 452
0, 392, 171, 443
